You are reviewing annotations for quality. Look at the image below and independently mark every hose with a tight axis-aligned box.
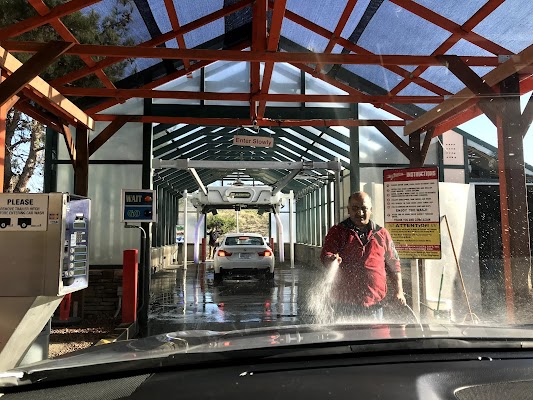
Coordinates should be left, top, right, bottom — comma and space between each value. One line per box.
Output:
404, 303, 425, 333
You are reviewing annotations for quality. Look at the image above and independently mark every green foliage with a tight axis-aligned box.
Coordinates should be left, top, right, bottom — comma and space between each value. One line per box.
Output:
207, 210, 269, 237
207, 214, 236, 235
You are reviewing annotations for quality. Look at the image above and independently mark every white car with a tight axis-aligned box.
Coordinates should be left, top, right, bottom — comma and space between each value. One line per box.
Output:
213, 233, 274, 280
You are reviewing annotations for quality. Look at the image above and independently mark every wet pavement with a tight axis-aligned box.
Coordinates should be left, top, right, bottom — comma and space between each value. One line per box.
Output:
148, 263, 320, 335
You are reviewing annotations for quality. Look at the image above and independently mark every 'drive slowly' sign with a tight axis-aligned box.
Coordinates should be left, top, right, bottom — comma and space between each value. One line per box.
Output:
233, 135, 274, 148
384, 167, 441, 259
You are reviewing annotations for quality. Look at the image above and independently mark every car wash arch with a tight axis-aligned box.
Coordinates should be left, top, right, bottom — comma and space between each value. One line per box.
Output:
153, 158, 343, 270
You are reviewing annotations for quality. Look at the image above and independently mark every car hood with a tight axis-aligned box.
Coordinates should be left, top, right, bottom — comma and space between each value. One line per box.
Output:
5, 322, 533, 377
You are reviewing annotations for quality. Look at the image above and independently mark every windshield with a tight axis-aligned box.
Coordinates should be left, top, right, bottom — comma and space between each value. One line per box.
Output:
225, 236, 265, 246
0, 0, 532, 380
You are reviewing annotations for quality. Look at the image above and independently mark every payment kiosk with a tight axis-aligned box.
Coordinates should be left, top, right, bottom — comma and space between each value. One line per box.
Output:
0, 193, 90, 371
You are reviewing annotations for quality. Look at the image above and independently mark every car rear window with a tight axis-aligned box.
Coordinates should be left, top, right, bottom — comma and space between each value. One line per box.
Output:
225, 236, 264, 246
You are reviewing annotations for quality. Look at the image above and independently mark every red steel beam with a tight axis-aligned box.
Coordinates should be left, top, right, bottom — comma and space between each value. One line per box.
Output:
250, 0, 267, 119
390, 0, 507, 96
48, 0, 252, 87
60, 123, 76, 165
438, 55, 501, 125
521, 95, 533, 137
3, 42, 500, 66
256, 0, 287, 119
92, 114, 407, 127
0, 0, 101, 39
163, 0, 191, 70
317, 0, 358, 72
279, 6, 451, 96
89, 115, 131, 156
293, 62, 415, 120
432, 74, 532, 136
28, 0, 116, 89
433, 101, 483, 136
374, 120, 411, 160
59, 86, 444, 103
388, 0, 511, 56
521, 75, 533, 93
405, 43, 533, 135
84, 41, 250, 115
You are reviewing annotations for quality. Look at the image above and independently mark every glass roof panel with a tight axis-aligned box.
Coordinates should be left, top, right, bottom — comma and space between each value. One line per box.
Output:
330, 126, 350, 137
287, 0, 348, 32
358, 103, 404, 120
281, 18, 330, 53
418, 65, 495, 95
419, 66, 466, 93
284, 129, 313, 144
171, 0, 224, 48
444, 39, 495, 56
205, 61, 250, 106
412, 0, 488, 25
153, 71, 202, 105
280, 137, 307, 151
343, 65, 404, 92
87, 0, 151, 45
357, 0, 452, 55
277, 144, 301, 158
397, 82, 442, 96
174, 0, 223, 25
266, 63, 301, 108
184, 20, 224, 49
304, 72, 350, 108
340, 0, 372, 39
147, 0, 172, 34
473, 0, 533, 53
307, 150, 329, 161
300, 126, 350, 152
359, 125, 409, 164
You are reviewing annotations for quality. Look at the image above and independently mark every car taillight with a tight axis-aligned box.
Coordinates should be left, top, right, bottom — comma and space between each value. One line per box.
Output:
258, 250, 272, 257
218, 250, 232, 257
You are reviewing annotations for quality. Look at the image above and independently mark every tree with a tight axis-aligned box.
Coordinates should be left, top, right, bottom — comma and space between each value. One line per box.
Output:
207, 213, 237, 235
207, 210, 269, 236
0, 0, 135, 192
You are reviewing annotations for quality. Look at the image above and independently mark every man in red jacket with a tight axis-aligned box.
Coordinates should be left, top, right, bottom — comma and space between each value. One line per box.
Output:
321, 191, 406, 320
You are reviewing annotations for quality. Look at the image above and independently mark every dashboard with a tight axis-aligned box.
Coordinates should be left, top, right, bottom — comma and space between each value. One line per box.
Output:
3, 349, 533, 399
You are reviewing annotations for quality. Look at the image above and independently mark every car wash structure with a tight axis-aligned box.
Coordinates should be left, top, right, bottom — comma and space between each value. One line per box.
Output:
0, 0, 531, 358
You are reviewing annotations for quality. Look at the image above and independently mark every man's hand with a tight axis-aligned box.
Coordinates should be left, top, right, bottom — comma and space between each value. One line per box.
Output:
325, 253, 342, 264
395, 292, 407, 306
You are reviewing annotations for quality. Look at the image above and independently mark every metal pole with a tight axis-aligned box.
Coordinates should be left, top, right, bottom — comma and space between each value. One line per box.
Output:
334, 157, 342, 224
411, 259, 420, 318
289, 191, 295, 269
183, 190, 188, 269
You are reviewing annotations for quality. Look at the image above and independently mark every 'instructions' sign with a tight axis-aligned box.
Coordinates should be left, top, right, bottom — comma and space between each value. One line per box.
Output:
384, 167, 441, 259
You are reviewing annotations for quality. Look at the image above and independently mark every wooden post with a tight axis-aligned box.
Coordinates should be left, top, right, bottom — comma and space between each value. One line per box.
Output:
497, 74, 532, 322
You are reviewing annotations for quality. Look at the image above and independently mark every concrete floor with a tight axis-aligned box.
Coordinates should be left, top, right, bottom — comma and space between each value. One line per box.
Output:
148, 262, 321, 335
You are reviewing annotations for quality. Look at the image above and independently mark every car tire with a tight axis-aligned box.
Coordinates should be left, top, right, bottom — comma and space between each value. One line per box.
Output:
265, 271, 274, 280
214, 270, 223, 283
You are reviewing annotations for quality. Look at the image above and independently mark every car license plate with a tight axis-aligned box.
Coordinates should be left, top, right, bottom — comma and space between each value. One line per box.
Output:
239, 253, 251, 259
